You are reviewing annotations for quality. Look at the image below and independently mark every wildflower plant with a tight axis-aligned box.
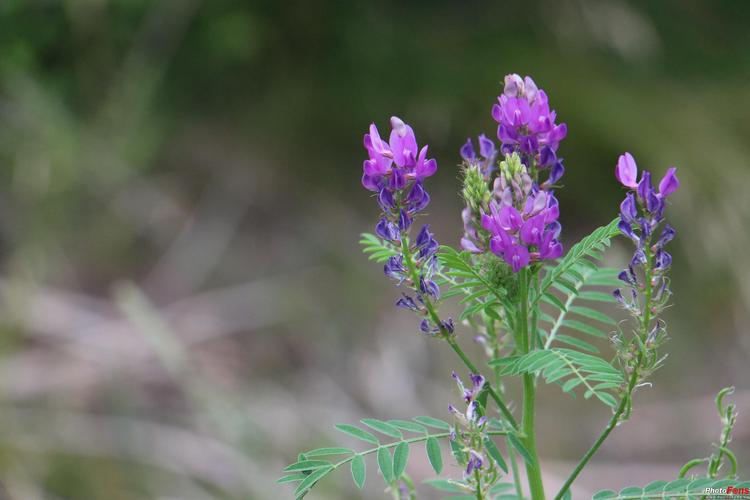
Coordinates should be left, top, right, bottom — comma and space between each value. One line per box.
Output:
279, 74, 747, 499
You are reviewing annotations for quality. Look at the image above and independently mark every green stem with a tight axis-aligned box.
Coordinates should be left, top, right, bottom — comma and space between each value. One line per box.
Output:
446, 336, 518, 430
554, 358, 640, 500
519, 267, 545, 500
555, 247, 655, 499
400, 473, 417, 500
507, 435, 525, 499
400, 236, 519, 431
475, 468, 483, 500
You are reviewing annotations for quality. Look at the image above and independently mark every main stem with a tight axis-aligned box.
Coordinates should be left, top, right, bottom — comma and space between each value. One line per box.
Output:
519, 268, 545, 500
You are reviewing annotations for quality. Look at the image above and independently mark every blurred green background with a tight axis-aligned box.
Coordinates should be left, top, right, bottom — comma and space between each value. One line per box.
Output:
0, 0, 748, 498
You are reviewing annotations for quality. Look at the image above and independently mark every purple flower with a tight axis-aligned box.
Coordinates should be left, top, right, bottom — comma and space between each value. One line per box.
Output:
655, 224, 675, 248
396, 293, 420, 312
492, 74, 567, 178
654, 249, 672, 270
384, 255, 405, 281
615, 152, 639, 188
466, 450, 484, 475
363, 118, 449, 335
614, 154, 679, 323
376, 217, 399, 241
481, 176, 563, 272
362, 117, 437, 192
619, 193, 637, 223
461, 134, 498, 178
658, 167, 679, 198
636, 171, 652, 204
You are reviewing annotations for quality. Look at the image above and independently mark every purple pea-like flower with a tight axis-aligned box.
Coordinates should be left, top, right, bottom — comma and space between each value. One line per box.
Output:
362, 116, 437, 192
492, 74, 567, 177
614, 152, 679, 322
615, 152, 639, 189
466, 450, 485, 475
620, 193, 637, 222
461, 134, 498, 178
363, 118, 452, 336
481, 178, 563, 272
658, 167, 679, 198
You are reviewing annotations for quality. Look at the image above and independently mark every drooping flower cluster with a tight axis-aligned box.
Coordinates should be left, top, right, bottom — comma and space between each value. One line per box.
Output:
362, 117, 452, 336
613, 152, 679, 335
480, 153, 563, 272
492, 74, 567, 187
448, 371, 488, 477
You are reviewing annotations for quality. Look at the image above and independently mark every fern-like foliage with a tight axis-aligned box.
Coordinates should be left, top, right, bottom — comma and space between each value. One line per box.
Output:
592, 478, 750, 499
533, 217, 621, 309
436, 246, 513, 324
359, 233, 399, 263
537, 265, 621, 354
490, 348, 624, 408
278, 416, 510, 498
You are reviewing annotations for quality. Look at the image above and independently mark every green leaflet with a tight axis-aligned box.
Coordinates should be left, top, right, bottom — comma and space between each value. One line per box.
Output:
388, 419, 428, 434
294, 465, 333, 496
535, 217, 621, 308
426, 436, 443, 474
360, 418, 403, 439
491, 348, 623, 408
413, 415, 451, 430
483, 436, 509, 473
280, 420, 478, 496
350, 454, 365, 489
377, 446, 394, 483
334, 423, 379, 444
392, 441, 409, 477
537, 262, 620, 351
359, 233, 398, 262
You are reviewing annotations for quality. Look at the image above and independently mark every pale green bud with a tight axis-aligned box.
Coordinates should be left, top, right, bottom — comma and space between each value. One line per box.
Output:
462, 165, 491, 212
499, 152, 525, 180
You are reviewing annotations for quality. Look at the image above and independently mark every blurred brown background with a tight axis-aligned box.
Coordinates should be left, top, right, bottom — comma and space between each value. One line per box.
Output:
0, 0, 748, 498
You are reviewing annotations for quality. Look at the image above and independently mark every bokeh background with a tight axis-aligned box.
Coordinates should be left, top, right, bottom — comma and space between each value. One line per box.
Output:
0, 0, 748, 498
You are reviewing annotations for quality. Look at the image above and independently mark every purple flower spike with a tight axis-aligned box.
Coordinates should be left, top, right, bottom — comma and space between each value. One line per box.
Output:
615, 152, 639, 188
362, 117, 447, 335
492, 74, 567, 184
658, 167, 680, 198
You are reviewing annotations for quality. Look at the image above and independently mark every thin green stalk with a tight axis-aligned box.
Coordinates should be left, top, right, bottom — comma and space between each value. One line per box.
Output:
507, 436, 525, 499
400, 236, 519, 431
518, 268, 545, 500
475, 468, 484, 500
554, 358, 640, 500
555, 248, 655, 499
446, 336, 518, 430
